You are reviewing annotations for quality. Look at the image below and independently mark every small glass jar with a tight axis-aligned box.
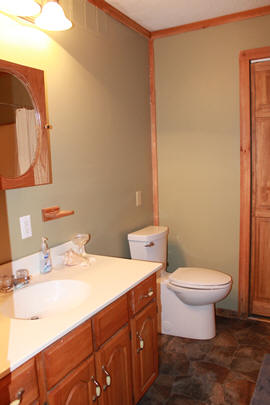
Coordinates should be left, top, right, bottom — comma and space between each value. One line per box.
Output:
0, 275, 13, 291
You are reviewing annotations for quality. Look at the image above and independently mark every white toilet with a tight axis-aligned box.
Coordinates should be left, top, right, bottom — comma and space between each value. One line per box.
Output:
127, 226, 232, 340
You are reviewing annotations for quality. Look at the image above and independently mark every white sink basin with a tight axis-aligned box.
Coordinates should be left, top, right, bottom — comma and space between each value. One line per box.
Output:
0, 279, 90, 320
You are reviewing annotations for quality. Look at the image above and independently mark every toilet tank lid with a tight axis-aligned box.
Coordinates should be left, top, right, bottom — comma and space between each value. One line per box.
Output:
127, 226, 168, 242
169, 267, 232, 288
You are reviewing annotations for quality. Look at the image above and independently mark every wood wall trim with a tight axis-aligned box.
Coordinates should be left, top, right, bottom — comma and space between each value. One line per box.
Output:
87, 0, 151, 38
151, 6, 270, 39
239, 46, 270, 318
87, 2, 270, 40
216, 308, 241, 320
149, 39, 159, 226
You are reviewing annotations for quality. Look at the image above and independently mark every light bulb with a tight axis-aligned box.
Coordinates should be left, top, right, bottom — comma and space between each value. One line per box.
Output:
0, 0, 41, 16
35, 1, 72, 31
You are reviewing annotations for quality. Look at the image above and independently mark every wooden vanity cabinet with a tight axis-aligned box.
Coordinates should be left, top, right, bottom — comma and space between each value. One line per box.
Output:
1, 274, 158, 405
129, 274, 158, 403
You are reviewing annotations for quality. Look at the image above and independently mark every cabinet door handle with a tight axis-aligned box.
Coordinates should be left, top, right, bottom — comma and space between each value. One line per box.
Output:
102, 366, 111, 391
136, 332, 144, 352
10, 388, 24, 405
91, 376, 101, 401
140, 288, 154, 300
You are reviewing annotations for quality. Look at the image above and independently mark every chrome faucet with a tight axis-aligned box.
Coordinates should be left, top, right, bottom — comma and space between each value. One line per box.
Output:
0, 269, 31, 293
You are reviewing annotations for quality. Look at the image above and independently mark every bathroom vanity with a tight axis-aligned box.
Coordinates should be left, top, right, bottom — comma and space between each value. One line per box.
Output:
0, 255, 161, 405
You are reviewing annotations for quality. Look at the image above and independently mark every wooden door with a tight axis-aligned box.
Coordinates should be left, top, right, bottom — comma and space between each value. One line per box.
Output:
47, 357, 97, 405
250, 61, 270, 316
130, 301, 158, 403
95, 325, 133, 405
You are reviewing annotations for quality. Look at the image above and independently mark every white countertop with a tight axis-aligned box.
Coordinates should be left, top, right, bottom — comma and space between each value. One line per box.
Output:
0, 254, 162, 378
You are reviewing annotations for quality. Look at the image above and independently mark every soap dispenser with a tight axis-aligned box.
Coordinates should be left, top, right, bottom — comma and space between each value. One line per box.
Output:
40, 236, 52, 274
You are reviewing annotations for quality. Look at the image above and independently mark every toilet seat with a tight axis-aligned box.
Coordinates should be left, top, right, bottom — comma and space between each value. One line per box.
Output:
168, 267, 232, 290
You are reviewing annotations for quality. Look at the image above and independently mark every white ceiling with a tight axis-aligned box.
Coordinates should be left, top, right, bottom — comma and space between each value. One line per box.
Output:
105, 0, 270, 31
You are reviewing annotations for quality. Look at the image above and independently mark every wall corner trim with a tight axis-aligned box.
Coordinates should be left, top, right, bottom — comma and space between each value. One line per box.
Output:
149, 39, 159, 226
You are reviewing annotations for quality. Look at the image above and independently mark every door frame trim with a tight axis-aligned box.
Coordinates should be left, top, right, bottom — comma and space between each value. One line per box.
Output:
239, 46, 270, 317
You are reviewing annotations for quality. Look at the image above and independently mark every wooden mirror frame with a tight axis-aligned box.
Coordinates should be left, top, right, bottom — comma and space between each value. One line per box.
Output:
0, 59, 52, 190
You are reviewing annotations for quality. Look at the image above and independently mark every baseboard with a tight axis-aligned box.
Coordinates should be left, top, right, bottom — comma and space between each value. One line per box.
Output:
217, 308, 270, 323
216, 307, 240, 319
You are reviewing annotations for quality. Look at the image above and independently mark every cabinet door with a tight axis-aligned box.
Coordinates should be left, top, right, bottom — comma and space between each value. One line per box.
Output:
0, 358, 39, 405
95, 325, 133, 405
130, 301, 158, 403
47, 356, 98, 405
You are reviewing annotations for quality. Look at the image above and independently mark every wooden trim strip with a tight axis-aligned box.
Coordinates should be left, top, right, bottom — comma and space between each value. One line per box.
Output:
238, 46, 270, 318
87, 0, 151, 38
149, 39, 159, 226
151, 6, 270, 39
35, 353, 48, 405
216, 308, 240, 319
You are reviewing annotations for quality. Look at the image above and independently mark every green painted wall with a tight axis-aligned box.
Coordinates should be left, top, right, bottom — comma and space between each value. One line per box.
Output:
154, 15, 270, 311
0, 1, 153, 263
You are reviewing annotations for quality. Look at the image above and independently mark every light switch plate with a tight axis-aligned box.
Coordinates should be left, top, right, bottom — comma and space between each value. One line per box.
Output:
19, 215, 32, 239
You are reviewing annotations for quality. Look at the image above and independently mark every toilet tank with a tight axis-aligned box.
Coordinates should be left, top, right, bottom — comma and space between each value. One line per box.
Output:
127, 226, 168, 264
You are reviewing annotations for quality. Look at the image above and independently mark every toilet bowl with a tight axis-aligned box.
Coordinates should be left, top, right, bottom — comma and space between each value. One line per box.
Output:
168, 267, 232, 305
160, 267, 232, 340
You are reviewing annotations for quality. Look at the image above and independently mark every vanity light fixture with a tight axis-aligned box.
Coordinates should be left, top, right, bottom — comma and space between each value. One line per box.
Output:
0, 0, 72, 32
0, 0, 41, 16
35, 0, 72, 31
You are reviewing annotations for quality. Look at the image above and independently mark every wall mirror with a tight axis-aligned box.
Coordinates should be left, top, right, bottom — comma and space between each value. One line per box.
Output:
0, 59, 51, 190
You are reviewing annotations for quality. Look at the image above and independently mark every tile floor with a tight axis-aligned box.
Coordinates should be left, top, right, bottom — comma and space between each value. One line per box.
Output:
138, 317, 270, 405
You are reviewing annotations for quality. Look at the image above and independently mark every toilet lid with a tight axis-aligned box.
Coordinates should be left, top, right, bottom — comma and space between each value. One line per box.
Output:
169, 267, 232, 289
127, 226, 168, 242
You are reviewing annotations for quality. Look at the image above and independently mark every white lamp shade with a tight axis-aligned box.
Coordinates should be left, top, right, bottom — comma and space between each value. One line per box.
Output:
35, 1, 72, 31
0, 0, 41, 16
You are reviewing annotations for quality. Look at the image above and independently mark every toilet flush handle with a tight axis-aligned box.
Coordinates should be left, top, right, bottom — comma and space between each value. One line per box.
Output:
144, 241, 154, 247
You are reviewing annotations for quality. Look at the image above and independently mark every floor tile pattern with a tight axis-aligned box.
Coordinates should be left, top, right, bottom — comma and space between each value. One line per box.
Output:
138, 317, 270, 405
